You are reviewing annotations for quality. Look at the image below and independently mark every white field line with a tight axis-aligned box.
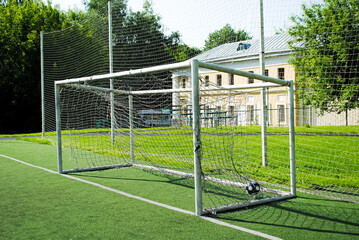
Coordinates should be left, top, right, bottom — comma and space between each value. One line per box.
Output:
0, 154, 282, 240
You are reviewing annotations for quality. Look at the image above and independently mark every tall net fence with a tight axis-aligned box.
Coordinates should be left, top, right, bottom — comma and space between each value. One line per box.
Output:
44, 0, 358, 210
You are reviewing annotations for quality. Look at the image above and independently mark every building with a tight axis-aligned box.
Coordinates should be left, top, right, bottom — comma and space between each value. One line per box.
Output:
171, 33, 359, 127
171, 34, 296, 127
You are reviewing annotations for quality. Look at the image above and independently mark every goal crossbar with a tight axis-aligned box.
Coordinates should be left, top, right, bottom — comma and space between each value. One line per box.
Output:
56, 60, 290, 86
63, 82, 284, 95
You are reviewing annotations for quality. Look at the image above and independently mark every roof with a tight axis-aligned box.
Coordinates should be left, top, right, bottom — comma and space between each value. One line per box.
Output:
193, 33, 297, 63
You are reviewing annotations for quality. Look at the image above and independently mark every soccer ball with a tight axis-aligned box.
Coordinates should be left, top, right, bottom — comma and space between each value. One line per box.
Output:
246, 181, 260, 195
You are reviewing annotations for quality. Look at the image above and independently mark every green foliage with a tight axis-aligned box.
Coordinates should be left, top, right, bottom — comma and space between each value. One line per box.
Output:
84, 0, 198, 75
289, 0, 359, 115
0, 0, 84, 133
115, 3, 179, 70
1, 0, 200, 134
171, 43, 202, 62
204, 24, 251, 51
84, 0, 126, 12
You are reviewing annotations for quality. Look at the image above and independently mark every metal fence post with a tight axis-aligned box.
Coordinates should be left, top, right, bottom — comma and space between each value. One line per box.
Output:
191, 59, 202, 216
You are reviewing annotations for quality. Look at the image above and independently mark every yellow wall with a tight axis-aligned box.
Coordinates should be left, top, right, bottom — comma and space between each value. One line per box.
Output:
177, 63, 296, 127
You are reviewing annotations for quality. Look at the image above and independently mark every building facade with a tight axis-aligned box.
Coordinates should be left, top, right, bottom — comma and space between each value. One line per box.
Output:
171, 34, 359, 127
172, 34, 298, 127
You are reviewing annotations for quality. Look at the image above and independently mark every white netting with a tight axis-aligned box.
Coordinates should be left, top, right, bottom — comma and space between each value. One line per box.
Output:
44, 0, 358, 212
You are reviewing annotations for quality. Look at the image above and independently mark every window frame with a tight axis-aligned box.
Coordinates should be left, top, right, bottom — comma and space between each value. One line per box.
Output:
204, 75, 209, 87
278, 68, 285, 80
248, 71, 254, 84
180, 78, 186, 88
277, 103, 287, 125
246, 104, 255, 124
216, 74, 222, 86
229, 74, 234, 85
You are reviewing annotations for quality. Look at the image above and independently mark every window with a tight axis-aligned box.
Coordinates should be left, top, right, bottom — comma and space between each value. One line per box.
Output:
217, 74, 222, 86
278, 68, 285, 80
247, 105, 255, 123
248, 96, 254, 102
228, 105, 235, 116
265, 69, 269, 76
180, 78, 186, 88
238, 105, 246, 125
204, 75, 209, 87
216, 105, 222, 111
229, 96, 234, 103
237, 43, 251, 51
182, 106, 188, 115
216, 97, 222, 103
229, 74, 234, 85
278, 104, 286, 124
204, 98, 209, 103
248, 71, 254, 84
204, 105, 210, 113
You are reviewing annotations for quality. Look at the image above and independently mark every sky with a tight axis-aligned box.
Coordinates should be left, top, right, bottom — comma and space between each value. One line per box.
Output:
44, 0, 322, 49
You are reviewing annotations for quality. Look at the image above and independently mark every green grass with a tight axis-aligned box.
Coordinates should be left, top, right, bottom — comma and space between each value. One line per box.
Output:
0, 132, 42, 138
0, 142, 246, 239
1, 139, 358, 239
19, 125, 358, 194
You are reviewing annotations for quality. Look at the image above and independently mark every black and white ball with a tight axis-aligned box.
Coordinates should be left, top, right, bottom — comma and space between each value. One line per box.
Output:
246, 181, 260, 195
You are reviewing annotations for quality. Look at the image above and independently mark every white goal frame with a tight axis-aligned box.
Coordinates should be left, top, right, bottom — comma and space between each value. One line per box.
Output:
55, 59, 296, 216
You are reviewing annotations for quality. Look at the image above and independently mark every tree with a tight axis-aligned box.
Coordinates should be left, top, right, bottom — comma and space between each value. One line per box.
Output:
83, 0, 127, 19
0, 0, 84, 133
84, 0, 200, 67
204, 24, 251, 51
171, 43, 201, 62
289, 0, 359, 124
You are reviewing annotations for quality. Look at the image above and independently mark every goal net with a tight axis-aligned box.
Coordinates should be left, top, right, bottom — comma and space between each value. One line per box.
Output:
42, 0, 358, 211
55, 59, 296, 215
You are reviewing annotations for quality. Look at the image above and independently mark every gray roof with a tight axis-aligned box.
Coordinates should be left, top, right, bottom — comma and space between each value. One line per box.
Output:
193, 33, 296, 63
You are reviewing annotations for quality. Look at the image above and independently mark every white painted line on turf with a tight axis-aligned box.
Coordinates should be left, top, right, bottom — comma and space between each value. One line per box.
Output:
0, 154, 282, 240
0, 154, 59, 174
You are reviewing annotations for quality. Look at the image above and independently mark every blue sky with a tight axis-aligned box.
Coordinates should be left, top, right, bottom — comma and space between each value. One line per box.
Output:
44, 0, 322, 48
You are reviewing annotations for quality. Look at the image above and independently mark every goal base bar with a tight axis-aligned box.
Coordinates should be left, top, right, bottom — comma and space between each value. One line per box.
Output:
61, 163, 133, 174
133, 164, 291, 194
202, 193, 296, 216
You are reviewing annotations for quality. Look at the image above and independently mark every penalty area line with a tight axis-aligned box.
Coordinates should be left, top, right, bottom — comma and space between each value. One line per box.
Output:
0, 154, 281, 240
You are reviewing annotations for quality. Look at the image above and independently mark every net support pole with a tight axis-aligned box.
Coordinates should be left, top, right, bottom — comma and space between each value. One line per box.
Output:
55, 83, 63, 174
40, 31, 45, 137
129, 93, 135, 163
288, 81, 296, 195
191, 59, 202, 216
172, 75, 180, 127
108, 1, 115, 145
259, 0, 267, 167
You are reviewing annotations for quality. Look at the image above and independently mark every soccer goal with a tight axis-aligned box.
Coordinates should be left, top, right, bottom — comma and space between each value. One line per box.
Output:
55, 59, 296, 215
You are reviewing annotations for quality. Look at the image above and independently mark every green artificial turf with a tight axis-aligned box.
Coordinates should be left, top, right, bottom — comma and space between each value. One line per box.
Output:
1, 139, 358, 239
17, 125, 358, 193
0, 141, 257, 240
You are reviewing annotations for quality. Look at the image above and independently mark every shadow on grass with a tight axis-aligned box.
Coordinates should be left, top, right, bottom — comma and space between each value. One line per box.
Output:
71, 168, 197, 191
214, 196, 359, 237
71, 172, 191, 185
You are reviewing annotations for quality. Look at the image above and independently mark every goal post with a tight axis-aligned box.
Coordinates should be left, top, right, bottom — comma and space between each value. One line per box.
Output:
55, 59, 296, 215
